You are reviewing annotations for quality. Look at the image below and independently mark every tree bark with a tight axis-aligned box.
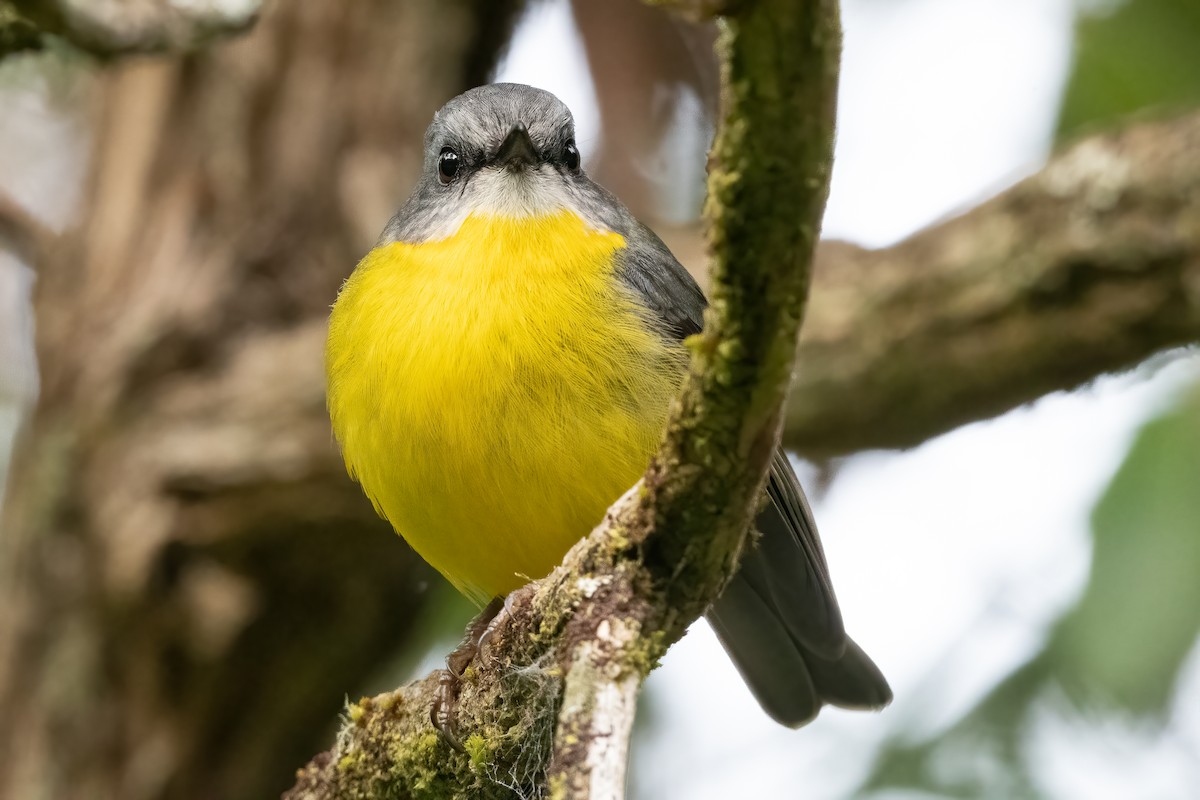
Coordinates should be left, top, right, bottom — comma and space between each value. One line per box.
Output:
0, 3, 522, 799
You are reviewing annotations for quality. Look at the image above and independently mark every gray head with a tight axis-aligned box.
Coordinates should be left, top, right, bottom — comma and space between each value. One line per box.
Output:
383, 84, 629, 243
425, 83, 579, 184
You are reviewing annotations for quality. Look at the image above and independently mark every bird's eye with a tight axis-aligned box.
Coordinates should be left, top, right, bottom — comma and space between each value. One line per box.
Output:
563, 140, 580, 173
438, 147, 461, 184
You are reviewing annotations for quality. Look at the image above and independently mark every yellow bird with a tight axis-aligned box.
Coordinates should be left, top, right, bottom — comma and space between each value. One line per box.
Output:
326, 83, 890, 726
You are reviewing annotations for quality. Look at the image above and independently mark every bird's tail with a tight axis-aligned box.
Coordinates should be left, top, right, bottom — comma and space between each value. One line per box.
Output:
706, 565, 892, 727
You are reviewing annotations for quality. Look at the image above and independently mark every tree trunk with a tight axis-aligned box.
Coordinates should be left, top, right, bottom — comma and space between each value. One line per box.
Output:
0, 3, 520, 799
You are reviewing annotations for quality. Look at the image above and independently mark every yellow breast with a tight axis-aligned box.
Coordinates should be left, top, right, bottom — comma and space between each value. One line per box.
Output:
325, 211, 686, 605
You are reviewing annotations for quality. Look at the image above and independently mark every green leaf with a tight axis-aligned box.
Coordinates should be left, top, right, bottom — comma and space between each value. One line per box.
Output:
1057, 0, 1200, 140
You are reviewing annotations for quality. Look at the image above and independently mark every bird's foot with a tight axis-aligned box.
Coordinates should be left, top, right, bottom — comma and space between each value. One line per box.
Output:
431, 596, 504, 751
476, 590, 518, 665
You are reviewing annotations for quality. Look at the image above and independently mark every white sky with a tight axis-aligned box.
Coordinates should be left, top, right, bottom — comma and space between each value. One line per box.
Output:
498, 1, 1200, 798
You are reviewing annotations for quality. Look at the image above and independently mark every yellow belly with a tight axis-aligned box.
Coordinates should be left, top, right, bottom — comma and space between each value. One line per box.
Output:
325, 212, 686, 605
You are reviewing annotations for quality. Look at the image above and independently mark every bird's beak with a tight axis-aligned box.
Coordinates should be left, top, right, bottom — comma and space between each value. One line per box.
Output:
494, 122, 539, 169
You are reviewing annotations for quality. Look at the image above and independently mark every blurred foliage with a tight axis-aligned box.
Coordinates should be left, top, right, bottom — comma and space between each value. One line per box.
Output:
857, 4, 1200, 794
1057, 0, 1200, 140
861, 382, 1200, 797
588, 2, 1200, 795
1058, 386, 1200, 714
789, 2, 1200, 795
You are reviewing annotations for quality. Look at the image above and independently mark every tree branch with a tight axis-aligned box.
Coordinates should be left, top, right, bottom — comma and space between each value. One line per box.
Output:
2, 0, 258, 58
785, 111, 1200, 457
285, 1, 842, 798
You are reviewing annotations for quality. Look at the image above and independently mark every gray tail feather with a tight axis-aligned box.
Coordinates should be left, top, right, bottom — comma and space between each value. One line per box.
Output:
706, 570, 892, 728
704, 452, 893, 727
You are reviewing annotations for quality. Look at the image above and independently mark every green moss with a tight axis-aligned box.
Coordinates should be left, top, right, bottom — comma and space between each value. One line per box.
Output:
462, 734, 489, 768
375, 727, 465, 798
627, 629, 668, 674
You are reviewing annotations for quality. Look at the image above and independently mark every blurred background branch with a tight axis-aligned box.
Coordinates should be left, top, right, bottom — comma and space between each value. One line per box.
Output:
1, 0, 258, 58
785, 110, 1200, 457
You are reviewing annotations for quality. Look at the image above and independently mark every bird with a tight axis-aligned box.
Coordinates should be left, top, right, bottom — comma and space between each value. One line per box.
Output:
325, 83, 891, 728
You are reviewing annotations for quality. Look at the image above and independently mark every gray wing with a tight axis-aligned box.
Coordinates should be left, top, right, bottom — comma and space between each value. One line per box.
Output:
614, 222, 706, 340
615, 219, 892, 726
569, 177, 706, 339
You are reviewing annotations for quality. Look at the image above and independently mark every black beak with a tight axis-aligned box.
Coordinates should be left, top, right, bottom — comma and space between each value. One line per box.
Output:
494, 122, 539, 169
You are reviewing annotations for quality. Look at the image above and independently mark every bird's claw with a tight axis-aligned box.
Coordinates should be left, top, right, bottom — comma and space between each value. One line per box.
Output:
476, 591, 517, 666
431, 668, 466, 752
431, 596, 504, 749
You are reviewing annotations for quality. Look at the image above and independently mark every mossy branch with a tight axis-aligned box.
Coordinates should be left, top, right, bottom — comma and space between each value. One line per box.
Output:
285, 1, 842, 799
